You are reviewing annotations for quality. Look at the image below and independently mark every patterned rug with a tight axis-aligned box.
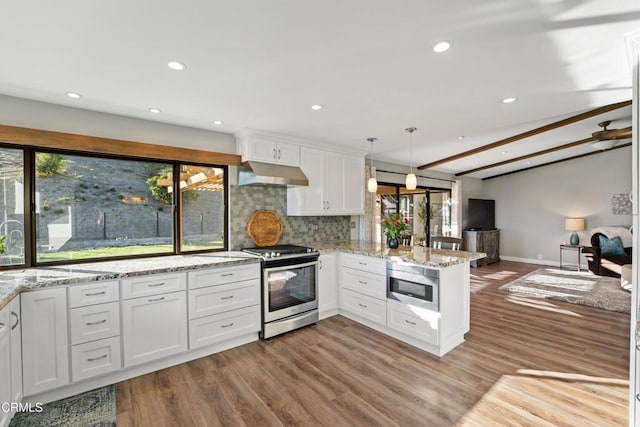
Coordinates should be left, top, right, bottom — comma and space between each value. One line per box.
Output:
499, 268, 631, 313
10, 385, 116, 427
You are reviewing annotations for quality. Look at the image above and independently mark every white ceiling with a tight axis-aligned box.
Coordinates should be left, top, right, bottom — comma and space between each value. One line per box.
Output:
0, 0, 638, 179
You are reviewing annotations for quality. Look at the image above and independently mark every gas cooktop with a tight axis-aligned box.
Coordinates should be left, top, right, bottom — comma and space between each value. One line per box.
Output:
241, 244, 316, 260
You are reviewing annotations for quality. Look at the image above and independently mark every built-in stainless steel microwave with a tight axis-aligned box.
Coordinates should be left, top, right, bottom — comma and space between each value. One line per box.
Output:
386, 261, 439, 311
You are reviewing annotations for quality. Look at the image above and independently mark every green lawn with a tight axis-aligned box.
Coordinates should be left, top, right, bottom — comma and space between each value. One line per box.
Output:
37, 242, 223, 262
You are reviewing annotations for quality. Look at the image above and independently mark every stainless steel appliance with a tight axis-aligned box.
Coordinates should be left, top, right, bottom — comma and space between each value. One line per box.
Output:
242, 245, 319, 339
387, 261, 439, 311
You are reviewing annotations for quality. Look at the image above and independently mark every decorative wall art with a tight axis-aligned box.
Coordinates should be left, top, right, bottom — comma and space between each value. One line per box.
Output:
611, 193, 632, 215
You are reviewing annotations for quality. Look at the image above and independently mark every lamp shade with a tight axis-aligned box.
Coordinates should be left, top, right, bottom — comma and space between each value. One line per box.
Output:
565, 218, 585, 231
405, 173, 417, 190
367, 177, 378, 193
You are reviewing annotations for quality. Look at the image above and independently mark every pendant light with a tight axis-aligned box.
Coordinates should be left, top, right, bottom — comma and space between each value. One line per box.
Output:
366, 137, 378, 193
405, 127, 417, 190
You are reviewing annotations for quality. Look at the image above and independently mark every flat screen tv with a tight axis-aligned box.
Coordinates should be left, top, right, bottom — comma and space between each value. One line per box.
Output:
466, 198, 496, 231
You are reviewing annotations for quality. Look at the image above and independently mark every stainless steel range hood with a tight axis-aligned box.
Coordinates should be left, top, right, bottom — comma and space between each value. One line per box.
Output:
238, 161, 309, 186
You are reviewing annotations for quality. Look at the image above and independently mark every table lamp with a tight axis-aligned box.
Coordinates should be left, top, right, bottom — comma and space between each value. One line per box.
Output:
565, 218, 585, 245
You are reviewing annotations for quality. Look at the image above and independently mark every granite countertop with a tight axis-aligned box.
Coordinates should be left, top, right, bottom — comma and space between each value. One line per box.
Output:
0, 252, 261, 310
310, 240, 486, 268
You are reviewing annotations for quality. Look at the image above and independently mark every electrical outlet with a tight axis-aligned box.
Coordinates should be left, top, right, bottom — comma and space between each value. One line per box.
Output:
311, 224, 319, 231
351, 221, 356, 229
537, 254, 543, 260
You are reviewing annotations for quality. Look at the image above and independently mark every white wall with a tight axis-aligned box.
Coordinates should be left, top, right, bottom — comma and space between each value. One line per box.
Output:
0, 94, 236, 153
483, 146, 632, 265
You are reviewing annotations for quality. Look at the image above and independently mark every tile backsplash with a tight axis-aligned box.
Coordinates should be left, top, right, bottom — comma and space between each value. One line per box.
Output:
229, 185, 351, 249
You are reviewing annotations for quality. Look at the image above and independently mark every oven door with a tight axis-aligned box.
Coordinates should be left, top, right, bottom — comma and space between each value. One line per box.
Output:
263, 259, 318, 323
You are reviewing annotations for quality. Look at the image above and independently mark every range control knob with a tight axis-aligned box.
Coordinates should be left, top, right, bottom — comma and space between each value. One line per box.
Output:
275, 252, 281, 257
270, 251, 276, 258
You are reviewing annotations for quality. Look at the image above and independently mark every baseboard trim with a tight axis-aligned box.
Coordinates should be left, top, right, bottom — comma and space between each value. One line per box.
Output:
500, 255, 587, 270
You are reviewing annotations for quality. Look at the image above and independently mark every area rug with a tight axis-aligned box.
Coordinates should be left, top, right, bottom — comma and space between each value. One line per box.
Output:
10, 385, 116, 427
499, 268, 631, 313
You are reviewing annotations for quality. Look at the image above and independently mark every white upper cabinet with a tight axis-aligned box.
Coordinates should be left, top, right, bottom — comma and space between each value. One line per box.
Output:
236, 131, 300, 167
287, 147, 364, 216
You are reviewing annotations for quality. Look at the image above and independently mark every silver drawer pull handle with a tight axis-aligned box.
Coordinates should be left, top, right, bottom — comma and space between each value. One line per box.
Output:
637, 343, 640, 351
85, 291, 106, 296
221, 295, 234, 300
637, 393, 640, 402
358, 303, 368, 308
220, 273, 234, 277
86, 319, 107, 326
405, 319, 417, 325
148, 296, 165, 302
358, 262, 367, 266
0, 322, 5, 329
148, 282, 165, 287
87, 354, 108, 362
10, 312, 19, 330
358, 280, 368, 285
221, 322, 234, 328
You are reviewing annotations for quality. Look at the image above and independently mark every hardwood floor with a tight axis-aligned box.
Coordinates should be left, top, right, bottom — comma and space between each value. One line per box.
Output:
116, 261, 630, 426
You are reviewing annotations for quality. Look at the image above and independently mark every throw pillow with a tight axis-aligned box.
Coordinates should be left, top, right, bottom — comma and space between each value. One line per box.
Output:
599, 235, 626, 256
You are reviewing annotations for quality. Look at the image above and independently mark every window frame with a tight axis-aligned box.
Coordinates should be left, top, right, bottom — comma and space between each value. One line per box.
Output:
0, 142, 228, 270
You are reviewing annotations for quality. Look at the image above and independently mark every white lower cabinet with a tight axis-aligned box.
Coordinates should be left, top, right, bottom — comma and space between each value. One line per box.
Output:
0, 305, 12, 427
9, 296, 22, 406
318, 253, 338, 318
122, 290, 188, 367
386, 300, 439, 346
71, 336, 122, 382
190, 305, 259, 349
21, 288, 70, 396
340, 288, 387, 325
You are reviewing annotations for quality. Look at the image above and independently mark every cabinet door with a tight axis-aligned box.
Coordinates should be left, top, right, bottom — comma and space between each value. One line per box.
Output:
0, 307, 11, 427
248, 137, 278, 163
21, 288, 70, 396
275, 141, 300, 166
344, 155, 365, 214
318, 253, 338, 318
288, 147, 325, 215
324, 152, 345, 213
122, 291, 187, 367
9, 296, 22, 404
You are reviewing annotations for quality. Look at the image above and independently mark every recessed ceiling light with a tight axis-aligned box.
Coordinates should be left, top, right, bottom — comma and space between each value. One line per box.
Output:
502, 97, 517, 103
311, 104, 323, 110
148, 108, 162, 114
433, 41, 451, 53
501, 150, 508, 155
457, 136, 464, 141
66, 92, 82, 99
213, 120, 223, 126
167, 60, 186, 71
526, 161, 532, 165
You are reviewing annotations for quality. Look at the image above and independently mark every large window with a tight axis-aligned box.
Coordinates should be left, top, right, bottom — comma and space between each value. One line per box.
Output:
0, 146, 227, 268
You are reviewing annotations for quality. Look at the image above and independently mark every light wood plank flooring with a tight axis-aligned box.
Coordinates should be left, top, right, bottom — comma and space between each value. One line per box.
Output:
116, 261, 630, 426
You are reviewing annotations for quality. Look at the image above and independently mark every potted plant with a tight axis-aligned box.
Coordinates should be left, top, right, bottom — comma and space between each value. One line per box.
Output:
381, 213, 410, 249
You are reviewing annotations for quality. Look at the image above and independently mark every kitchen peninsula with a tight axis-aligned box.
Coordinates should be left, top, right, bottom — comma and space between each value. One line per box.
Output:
312, 241, 486, 357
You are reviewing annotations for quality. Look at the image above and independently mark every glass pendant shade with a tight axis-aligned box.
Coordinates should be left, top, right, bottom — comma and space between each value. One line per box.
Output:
405, 173, 417, 190
367, 177, 378, 193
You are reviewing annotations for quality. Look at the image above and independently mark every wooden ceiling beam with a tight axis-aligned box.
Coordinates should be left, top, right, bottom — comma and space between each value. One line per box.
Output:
417, 99, 632, 170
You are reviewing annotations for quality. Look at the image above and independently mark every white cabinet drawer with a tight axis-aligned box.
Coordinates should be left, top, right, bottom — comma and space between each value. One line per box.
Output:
387, 300, 439, 345
341, 268, 387, 300
69, 280, 119, 308
121, 272, 186, 299
189, 306, 260, 349
340, 254, 386, 276
188, 264, 260, 290
71, 336, 121, 382
188, 279, 260, 319
340, 288, 386, 325
70, 301, 120, 345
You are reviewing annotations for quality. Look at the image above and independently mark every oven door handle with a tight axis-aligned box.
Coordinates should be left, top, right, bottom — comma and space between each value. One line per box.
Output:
263, 260, 319, 273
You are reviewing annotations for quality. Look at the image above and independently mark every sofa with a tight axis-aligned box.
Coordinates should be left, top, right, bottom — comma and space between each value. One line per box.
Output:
581, 226, 632, 277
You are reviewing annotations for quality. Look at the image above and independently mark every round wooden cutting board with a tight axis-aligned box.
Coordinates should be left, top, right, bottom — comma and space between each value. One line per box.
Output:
247, 210, 284, 247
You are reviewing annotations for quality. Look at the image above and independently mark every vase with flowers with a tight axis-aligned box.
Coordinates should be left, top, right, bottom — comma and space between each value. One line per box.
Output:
381, 213, 410, 249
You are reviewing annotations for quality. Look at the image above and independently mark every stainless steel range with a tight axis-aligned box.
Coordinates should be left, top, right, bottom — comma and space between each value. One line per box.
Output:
242, 244, 319, 339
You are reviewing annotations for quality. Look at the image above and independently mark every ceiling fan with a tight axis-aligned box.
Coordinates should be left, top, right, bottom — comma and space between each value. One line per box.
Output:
591, 120, 632, 150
